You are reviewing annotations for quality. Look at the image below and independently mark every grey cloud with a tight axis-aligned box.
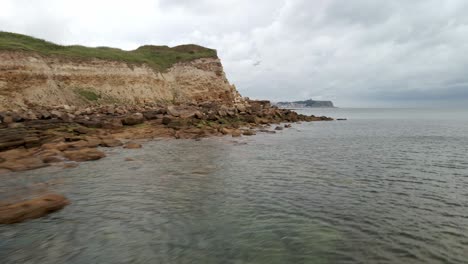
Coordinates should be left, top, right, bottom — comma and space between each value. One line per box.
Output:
1, 0, 468, 107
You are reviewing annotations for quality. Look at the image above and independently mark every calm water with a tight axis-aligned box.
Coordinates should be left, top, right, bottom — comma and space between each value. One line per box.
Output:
1, 108, 468, 264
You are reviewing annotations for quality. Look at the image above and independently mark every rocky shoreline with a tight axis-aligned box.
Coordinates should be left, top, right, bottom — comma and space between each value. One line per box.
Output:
0, 100, 332, 223
0, 100, 332, 173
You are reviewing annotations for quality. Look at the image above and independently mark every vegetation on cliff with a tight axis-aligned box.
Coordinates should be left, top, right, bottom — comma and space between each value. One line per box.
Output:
0, 32, 217, 71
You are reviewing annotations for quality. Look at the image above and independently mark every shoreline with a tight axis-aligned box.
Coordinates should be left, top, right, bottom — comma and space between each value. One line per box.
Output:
0, 100, 333, 175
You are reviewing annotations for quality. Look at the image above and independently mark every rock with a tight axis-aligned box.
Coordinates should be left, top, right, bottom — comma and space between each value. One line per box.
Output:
63, 148, 106, 162
8, 123, 24, 128
166, 106, 180, 117
0, 193, 70, 224
63, 163, 79, 169
259, 129, 276, 134
122, 113, 144, 126
102, 118, 123, 129
50, 110, 63, 119
243, 115, 259, 124
337, 118, 347, 121
123, 142, 142, 149
142, 111, 160, 120
2, 116, 13, 124
100, 138, 123, 147
37, 110, 51, 120
0, 157, 48, 171
125, 157, 135, 161
236, 104, 247, 113
42, 142, 69, 151
42, 156, 63, 163
194, 111, 204, 119
242, 130, 256, 136
72, 126, 92, 135
275, 126, 284, 131
77, 119, 102, 128
220, 127, 232, 135
162, 116, 173, 125
231, 130, 242, 137
24, 137, 41, 148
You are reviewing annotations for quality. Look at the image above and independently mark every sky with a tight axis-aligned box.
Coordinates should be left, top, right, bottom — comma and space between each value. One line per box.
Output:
1, 0, 468, 107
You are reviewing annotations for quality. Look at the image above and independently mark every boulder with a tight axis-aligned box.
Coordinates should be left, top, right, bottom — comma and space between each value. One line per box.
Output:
220, 127, 232, 135
0, 157, 48, 172
101, 118, 123, 129
231, 130, 242, 137
275, 126, 284, 130
142, 111, 160, 120
0, 193, 70, 224
122, 113, 144, 126
63, 148, 106, 162
100, 138, 123, 147
2, 115, 13, 124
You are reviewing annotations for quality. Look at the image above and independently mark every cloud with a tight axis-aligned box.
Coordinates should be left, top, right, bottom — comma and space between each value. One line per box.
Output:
1, 0, 468, 107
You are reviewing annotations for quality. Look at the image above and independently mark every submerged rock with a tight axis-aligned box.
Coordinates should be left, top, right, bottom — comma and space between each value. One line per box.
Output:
242, 130, 256, 136
123, 142, 142, 149
63, 148, 106, 162
0, 193, 69, 224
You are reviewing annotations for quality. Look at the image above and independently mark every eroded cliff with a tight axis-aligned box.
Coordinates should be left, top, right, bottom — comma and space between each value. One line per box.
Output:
0, 32, 243, 111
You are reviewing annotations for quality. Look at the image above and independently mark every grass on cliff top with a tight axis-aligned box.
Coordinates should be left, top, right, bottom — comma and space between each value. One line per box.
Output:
0, 32, 217, 71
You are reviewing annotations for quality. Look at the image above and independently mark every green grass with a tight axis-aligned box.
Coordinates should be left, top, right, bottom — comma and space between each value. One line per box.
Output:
0, 32, 218, 71
74, 88, 101, 101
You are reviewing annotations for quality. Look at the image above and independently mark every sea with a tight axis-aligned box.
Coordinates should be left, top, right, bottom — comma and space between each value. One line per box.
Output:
1, 108, 468, 264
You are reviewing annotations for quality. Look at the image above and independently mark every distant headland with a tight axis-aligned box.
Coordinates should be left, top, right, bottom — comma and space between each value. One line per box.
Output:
274, 99, 335, 108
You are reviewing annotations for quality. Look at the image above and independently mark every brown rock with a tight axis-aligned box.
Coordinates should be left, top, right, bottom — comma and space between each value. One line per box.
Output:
122, 113, 144, 126
102, 118, 123, 129
231, 130, 242, 137
42, 142, 69, 151
64, 148, 106, 162
166, 106, 181, 117
2, 115, 14, 124
0, 157, 48, 172
162, 116, 173, 125
125, 157, 135, 161
42, 156, 63, 163
242, 130, 257, 136
0, 193, 70, 224
220, 127, 232, 135
63, 163, 79, 169
100, 138, 123, 147
123, 142, 142, 149
275, 126, 284, 131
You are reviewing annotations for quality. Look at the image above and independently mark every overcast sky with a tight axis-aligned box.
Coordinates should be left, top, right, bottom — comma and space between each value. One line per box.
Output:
2, 0, 468, 107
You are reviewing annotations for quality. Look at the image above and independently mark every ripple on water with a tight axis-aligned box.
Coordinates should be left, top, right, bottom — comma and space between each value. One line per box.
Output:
2, 111, 468, 263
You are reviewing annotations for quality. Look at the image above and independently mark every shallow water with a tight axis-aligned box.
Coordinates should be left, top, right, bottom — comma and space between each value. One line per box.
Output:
1, 108, 468, 263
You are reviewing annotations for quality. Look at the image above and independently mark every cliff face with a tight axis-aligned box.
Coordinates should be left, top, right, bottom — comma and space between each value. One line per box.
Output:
0, 51, 243, 111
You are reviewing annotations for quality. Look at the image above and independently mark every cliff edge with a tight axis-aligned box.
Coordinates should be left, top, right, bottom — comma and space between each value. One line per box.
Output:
0, 32, 243, 111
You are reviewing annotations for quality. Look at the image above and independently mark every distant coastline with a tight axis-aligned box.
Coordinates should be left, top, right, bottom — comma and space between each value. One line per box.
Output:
274, 99, 335, 108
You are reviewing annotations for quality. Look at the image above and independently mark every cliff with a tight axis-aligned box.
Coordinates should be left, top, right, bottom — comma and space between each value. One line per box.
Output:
275, 99, 335, 108
0, 32, 243, 111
